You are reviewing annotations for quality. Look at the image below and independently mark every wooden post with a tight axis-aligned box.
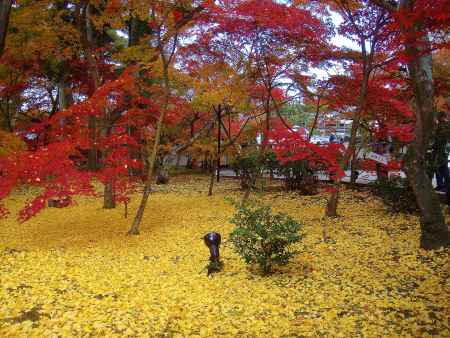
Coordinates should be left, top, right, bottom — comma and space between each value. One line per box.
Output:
217, 105, 221, 182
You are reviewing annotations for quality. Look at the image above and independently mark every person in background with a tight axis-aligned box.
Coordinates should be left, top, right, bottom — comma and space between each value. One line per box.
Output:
432, 111, 450, 206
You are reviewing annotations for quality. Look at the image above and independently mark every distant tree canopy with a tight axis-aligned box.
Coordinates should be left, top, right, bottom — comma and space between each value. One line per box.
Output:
0, 0, 448, 248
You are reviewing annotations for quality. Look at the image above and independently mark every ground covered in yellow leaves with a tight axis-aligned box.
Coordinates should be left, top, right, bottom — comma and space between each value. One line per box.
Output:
0, 174, 449, 337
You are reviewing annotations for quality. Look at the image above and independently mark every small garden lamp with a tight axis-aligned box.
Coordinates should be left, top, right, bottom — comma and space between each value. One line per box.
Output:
203, 232, 221, 262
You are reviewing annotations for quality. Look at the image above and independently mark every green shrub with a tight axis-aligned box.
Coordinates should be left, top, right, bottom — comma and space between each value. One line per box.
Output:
371, 177, 418, 213
229, 203, 302, 274
232, 152, 264, 190
277, 159, 318, 194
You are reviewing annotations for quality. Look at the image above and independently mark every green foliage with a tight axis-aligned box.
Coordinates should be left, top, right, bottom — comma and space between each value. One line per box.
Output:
232, 151, 264, 190
229, 202, 302, 274
264, 151, 279, 172
232, 150, 319, 194
277, 159, 318, 194
279, 103, 314, 127
42, 57, 67, 81
371, 177, 418, 213
260, 151, 319, 194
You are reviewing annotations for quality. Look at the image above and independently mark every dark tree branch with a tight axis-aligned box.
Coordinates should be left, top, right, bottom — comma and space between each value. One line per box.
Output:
0, 0, 12, 56
370, 0, 398, 12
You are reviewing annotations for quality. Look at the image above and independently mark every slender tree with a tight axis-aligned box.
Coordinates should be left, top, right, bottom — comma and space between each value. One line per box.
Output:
369, 0, 450, 248
128, 1, 205, 235
0, 0, 12, 56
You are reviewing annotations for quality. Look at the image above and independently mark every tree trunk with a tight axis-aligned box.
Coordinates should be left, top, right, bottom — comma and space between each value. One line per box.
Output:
79, 2, 100, 171
326, 184, 340, 217
400, 0, 449, 249
243, 94, 271, 203
128, 16, 141, 47
128, 186, 151, 235
208, 160, 216, 196
350, 158, 358, 185
405, 156, 448, 248
308, 96, 321, 142
1, 93, 12, 132
87, 117, 98, 170
325, 98, 365, 217
128, 64, 170, 235
240, 187, 251, 207
57, 77, 73, 111
103, 180, 116, 209
125, 12, 203, 226
128, 119, 164, 235
56, 77, 72, 130
156, 161, 170, 184
102, 104, 115, 209
0, 0, 12, 56
325, 58, 370, 217
127, 115, 216, 234
100, 106, 115, 208
216, 106, 221, 182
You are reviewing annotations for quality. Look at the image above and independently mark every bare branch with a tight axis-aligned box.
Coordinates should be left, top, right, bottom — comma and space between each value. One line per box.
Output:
370, 0, 398, 12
